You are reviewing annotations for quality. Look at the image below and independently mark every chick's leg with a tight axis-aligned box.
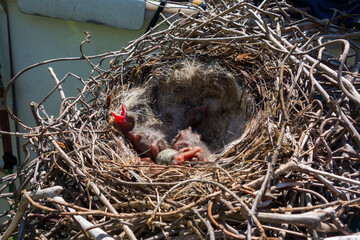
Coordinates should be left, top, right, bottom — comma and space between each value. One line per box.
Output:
174, 146, 207, 164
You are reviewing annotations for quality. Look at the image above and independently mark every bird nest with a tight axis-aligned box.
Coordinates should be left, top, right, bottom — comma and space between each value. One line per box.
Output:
2, 1, 360, 239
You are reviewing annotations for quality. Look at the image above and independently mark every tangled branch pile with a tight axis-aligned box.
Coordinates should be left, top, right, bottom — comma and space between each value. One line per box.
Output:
2, 0, 360, 239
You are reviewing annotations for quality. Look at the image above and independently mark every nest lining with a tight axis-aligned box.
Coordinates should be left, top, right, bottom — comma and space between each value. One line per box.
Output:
2, 0, 360, 239
110, 60, 252, 153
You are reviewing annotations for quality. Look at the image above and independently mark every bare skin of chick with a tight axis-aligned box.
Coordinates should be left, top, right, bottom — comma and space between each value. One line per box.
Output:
110, 105, 168, 162
111, 105, 208, 165
171, 127, 209, 164
127, 128, 167, 161
188, 104, 208, 127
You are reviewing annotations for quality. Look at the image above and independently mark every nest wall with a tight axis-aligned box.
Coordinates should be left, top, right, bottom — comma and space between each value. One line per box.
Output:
1, 0, 360, 239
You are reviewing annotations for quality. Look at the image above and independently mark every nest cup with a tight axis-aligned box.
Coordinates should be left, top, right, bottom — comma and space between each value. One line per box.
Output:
110, 60, 252, 154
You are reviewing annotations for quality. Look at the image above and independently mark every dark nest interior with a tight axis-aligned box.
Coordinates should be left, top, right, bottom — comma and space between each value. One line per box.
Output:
2, 0, 360, 239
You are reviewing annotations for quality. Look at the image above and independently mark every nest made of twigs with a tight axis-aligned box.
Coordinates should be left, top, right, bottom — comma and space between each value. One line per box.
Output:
2, 1, 360, 239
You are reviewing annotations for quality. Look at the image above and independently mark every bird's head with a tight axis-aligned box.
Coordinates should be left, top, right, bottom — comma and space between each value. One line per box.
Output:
110, 104, 135, 132
188, 104, 208, 127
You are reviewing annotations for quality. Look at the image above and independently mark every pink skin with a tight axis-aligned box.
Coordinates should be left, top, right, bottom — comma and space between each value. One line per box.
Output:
110, 104, 165, 161
171, 146, 206, 165
172, 128, 208, 164
127, 131, 166, 160
111, 105, 208, 165
188, 104, 208, 127
173, 127, 202, 150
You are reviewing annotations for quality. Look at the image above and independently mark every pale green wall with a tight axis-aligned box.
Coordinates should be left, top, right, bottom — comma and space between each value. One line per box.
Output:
0, 0, 150, 213
6, 0, 149, 127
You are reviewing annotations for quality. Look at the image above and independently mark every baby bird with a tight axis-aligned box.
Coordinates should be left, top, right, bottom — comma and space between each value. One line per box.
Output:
110, 104, 168, 161
171, 127, 209, 164
155, 127, 209, 165
188, 104, 208, 128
